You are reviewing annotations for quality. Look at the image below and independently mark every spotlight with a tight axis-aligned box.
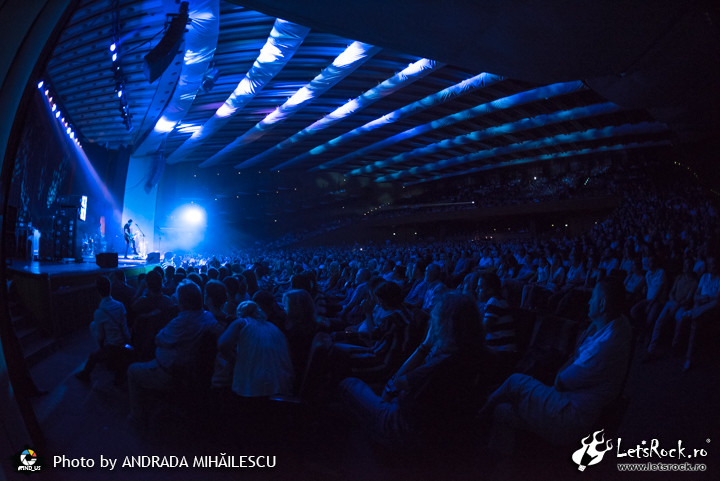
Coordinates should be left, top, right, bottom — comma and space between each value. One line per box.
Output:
112, 53, 118, 62
110, 43, 116, 52
55, 111, 60, 118
37, 80, 44, 89
117, 90, 123, 98
180, 204, 206, 226
201, 67, 220, 92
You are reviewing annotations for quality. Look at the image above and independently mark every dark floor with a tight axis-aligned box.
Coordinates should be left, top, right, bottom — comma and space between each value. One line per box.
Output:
23, 328, 720, 480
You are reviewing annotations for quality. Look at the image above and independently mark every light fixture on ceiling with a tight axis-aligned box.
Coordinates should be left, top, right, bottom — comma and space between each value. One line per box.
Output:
111, 0, 132, 131
201, 66, 220, 92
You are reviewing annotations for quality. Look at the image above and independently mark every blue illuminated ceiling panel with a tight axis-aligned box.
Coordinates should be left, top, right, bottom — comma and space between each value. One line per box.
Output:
45, 0, 676, 205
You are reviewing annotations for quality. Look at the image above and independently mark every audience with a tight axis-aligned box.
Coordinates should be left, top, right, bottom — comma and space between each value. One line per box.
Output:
64, 167, 720, 462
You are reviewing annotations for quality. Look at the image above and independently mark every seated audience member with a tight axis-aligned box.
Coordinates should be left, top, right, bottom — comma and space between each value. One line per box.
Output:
131, 270, 175, 323
111, 269, 136, 312
252, 289, 288, 331
496, 253, 520, 280
340, 292, 483, 448
75, 276, 131, 384
327, 281, 411, 379
623, 258, 646, 304
548, 252, 586, 308
630, 255, 668, 333
644, 257, 697, 360
618, 245, 635, 276
187, 272, 203, 289
404, 262, 429, 307
162, 265, 177, 295
127, 280, 221, 427
217, 301, 293, 398
338, 268, 373, 324
520, 256, 550, 308
321, 261, 342, 292
222, 276, 242, 318
207, 267, 220, 281
460, 271, 481, 300
477, 272, 517, 382
552, 252, 591, 316
478, 249, 495, 271
241, 269, 259, 297
282, 289, 323, 378
598, 249, 619, 277
204, 280, 231, 327
450, 250, 474, 287
384, 263, 408, 288
406, 263, 446, 312
479, 278, 632, 453
129, 271, 177, 360
672, 256, 720, 370
584, 255, 605, 288
521, 253, 565, 310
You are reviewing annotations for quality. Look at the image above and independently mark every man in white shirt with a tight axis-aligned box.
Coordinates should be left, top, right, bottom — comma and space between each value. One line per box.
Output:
479, 278, 632, 453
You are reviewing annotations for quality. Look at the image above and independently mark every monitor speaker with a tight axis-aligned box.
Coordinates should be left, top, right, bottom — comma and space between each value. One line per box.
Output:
146, 252, 161, 264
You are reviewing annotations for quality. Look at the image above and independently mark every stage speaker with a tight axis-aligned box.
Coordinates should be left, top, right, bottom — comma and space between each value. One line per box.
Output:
146, 252, 161, 264
96, 252, 118, 268
143, 1, 189, 83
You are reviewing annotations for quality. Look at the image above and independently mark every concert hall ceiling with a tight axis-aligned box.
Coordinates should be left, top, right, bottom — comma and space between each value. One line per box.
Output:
43, 0, 719, 191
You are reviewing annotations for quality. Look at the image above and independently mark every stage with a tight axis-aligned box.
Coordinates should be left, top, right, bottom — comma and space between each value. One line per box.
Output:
7, 256, 159, 337
7, 255, 153, 277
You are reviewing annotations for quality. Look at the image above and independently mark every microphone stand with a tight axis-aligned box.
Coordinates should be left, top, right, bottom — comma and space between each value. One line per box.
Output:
136, 225, 146, 258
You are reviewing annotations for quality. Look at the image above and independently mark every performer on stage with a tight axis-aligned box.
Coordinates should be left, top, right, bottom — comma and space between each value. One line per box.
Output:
124, 219, 138, 258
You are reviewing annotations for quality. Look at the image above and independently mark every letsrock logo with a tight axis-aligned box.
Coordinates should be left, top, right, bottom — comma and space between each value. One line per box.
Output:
572, 429, 613, 471
12, 447, 43, 475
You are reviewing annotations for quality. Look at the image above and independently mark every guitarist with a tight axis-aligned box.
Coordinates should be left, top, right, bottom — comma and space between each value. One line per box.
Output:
124, 219, 138, 258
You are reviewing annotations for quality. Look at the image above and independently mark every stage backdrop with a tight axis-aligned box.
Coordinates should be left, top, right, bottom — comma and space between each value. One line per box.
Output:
10, 89, 130, 254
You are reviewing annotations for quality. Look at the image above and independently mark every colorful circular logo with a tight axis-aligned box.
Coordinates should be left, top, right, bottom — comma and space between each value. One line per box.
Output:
21, 449, 37, 466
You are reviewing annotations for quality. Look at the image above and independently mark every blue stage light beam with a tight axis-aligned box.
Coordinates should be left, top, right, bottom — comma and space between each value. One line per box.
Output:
405, 139, 673, 186
351, 102, 622, 176
166, 18, 310, 164
313, 81, 585, 172
376, 121, 668, 182
234, 57, 444, 170
279, 72, 504, 169
199, 41, 380, 168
